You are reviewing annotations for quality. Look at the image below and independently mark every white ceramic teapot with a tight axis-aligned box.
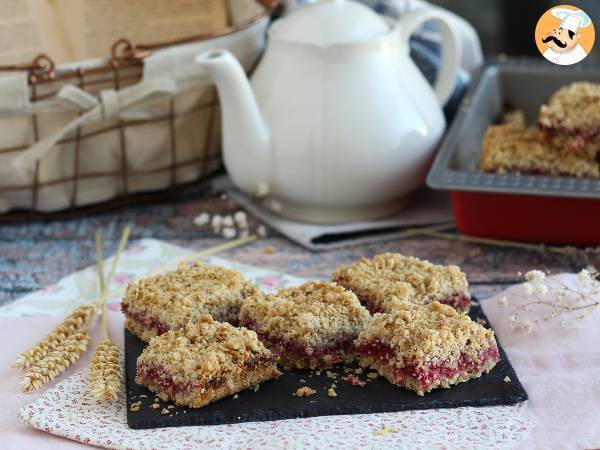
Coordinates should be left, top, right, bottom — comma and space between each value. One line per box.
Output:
196, 0, 460, 223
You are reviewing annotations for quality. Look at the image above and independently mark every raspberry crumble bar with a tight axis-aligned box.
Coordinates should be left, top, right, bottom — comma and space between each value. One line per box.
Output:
355, 302, 500, 395
135, 315, 279, 408
539, 82, 600, 155
122, 262, 258, 342
479, 125, 599, 178
239, 281, 370, 369
332, 253, 471, 314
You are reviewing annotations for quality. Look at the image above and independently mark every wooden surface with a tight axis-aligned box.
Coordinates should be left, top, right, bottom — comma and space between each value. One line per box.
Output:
1, 188, 598, 307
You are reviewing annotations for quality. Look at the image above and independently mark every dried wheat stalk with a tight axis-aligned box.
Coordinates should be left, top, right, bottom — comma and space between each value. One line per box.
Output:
89, 228, 129, 401
14, 226, 130, 394
19, 331, 90, 392
12, 304, 96, 369
90, 339, 122, 400
14, 226, 250, 395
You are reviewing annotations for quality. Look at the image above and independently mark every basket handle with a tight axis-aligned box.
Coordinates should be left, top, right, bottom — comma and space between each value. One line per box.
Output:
12, 78, 177, 178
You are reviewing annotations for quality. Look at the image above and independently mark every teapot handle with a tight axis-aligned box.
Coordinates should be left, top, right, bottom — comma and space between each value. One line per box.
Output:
397, 9, 461, 106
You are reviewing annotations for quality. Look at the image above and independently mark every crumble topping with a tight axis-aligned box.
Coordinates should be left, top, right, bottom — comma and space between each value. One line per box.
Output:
239, 281, 370, 350
122, 262, 258, 340
479, 125, 599, 178
502, 109, 526, 128
296, 386, 316, 397
539, 82, 600, 131
333, 253, 470, 311
355, 302, 496, 367
136, 315, 275, 386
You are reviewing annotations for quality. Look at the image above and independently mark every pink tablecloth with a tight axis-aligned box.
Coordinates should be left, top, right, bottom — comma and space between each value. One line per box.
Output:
3, 273, 600, 449
481, 273, 600, 449
1, 311, 125, 450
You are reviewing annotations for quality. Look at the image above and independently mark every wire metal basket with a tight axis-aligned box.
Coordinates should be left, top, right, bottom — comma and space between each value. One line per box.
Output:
0, 0, 279, 221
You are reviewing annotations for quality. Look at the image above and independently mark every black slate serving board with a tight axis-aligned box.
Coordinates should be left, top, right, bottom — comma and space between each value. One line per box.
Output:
125, 301, 527, 429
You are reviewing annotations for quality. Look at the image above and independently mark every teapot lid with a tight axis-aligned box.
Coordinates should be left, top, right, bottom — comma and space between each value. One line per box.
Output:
271, 0, 391, 47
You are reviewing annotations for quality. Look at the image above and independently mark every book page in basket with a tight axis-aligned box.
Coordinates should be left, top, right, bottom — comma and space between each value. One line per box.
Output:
53, 0, 229, 62
0, 0, 71, 65
0, 0, 228, 66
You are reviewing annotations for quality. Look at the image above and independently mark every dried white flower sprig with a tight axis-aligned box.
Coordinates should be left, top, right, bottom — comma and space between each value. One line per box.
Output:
89, 229, 130, 401
499, 268, 600, 332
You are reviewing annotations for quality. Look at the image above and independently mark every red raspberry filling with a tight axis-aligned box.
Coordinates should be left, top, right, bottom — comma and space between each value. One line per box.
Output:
438, 293, 471, 313
356, 340, 500, 390
240, 320, 356, 367
136, 363, 197, 395
122, 303, 169, 335
539, 124, 600, 152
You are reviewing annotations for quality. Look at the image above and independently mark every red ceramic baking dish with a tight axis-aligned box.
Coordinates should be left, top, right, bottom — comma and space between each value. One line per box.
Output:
427, 59, 600, 246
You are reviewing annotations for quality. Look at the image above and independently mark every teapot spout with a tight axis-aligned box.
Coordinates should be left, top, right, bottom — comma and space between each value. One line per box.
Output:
195, 50, 270, 190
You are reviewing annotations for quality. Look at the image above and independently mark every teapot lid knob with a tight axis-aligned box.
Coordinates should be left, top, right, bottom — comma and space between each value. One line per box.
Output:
271, 0, 390, 47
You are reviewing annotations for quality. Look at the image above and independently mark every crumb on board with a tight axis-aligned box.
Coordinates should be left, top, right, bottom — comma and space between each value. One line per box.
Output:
168, 405, 175, 409
233, 394, 239, 399
254, 384, 260, 392
300, 379, 306, 383
139, 394, 147, 398
295, 387, 316, 397
161, 408, 170, 415
471, 300, 480, 306
330, 383, 337, 389
367, 372, 379, 380
477, 318, 487, 325
375, 425, 400, 436
263, 245, 275, 254
326, 371, 338, 379
151, 403, 160, 409
503, 376, 511, 383
343, 375, 366, 387
327, 388, 337, 398
315, 370, 321, 376
129, 401, 141, 412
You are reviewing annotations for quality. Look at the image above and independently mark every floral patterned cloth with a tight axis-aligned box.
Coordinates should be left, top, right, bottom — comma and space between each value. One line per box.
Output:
7, 239, 533, 449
